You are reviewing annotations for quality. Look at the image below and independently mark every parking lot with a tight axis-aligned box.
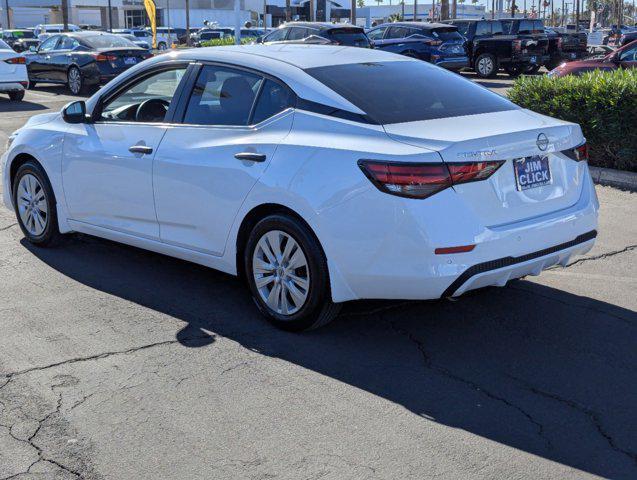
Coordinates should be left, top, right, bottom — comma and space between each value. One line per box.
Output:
0, 83, 636, 479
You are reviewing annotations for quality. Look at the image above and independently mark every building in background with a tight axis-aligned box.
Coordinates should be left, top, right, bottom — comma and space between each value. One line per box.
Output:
1, 0, 485, 31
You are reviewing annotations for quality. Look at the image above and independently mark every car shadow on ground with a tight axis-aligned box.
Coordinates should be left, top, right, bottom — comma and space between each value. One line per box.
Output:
0, 98, 50, 112
22, 233, 637, 479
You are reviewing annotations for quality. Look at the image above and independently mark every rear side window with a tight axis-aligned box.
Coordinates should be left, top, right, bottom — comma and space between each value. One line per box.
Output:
305, 61, 517, 124
430, 28, 463, 41
287, 27, 309, 40
251, 80, 295, 124
327, 29, 370, 47
367, 26, 387, 40
475, 22, 491, 36
451, 22, 470, 36
184, 65, 262, 126
265, 28, 288, 42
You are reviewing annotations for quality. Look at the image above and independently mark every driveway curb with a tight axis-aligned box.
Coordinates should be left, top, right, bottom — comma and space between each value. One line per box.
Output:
589, 166, 637, 192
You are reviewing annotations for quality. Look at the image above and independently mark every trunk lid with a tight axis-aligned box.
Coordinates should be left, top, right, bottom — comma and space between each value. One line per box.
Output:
383, 109, 587, 226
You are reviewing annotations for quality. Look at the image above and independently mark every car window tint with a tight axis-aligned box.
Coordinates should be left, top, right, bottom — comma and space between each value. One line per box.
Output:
58, 36, 79, 49
184, 65, 263, 126
491, 21, 504, 35
430, 27, 463, 41
328, 29, 371, 47
251, 79, 295, 124
38, 35, 59, 51
287, 27, 308, 40
367, 27, 387, 40
305, 61, 517, 124
387, 26, 409, 39
100, 68, 187, 122
475, 22, 490, 36
265, 28, 288, 42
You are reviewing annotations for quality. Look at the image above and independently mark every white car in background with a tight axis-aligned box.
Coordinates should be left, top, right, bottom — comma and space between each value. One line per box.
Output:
1, 45, 598, 330
0, 39, 28, 101
113, 29, 171, 50
33, 23, 82, 41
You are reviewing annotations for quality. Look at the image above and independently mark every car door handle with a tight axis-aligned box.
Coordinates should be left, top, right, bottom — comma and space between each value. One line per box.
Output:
129, 145, 153, 155
234, 152, 266, 162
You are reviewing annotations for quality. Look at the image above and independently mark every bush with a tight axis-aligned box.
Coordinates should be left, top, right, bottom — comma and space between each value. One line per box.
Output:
200, 36, 254, 47
507, 69, 637, 172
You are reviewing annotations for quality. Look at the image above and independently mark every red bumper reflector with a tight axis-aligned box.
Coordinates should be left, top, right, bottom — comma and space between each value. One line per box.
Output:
435, 245, 476, 255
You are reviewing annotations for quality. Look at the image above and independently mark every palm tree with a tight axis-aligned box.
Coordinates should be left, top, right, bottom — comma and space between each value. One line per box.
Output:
441, 0, 450, 19
357, 0, 365, 7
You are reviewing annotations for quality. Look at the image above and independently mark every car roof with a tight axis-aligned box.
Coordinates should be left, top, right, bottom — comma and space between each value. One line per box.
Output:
376, 22, 453, 29
281, 22, 363, 31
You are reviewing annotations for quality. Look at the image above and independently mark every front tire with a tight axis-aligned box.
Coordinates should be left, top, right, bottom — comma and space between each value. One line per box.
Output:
245, 214, 340, 331
9, 90, 25, 101
475, 53, 498, 78
12, 161, 62, 247
67, 66, 83, 95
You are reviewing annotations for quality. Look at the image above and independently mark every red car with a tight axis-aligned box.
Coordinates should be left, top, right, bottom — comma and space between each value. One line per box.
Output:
548, 39, 637, 77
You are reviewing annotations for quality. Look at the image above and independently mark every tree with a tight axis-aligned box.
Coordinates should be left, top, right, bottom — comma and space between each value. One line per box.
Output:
441, 0, 450, 19
357, 0, 364, 7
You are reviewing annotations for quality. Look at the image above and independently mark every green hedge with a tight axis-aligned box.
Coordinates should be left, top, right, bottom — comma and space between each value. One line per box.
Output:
507, 69, 637, 172
199, 36, 255, 47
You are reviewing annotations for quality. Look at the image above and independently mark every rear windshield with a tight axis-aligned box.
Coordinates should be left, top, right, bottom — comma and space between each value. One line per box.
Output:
429, 27, 464, 41
305, 61, 517, 124
326, 29, 371, 47
83, 34, 138, 49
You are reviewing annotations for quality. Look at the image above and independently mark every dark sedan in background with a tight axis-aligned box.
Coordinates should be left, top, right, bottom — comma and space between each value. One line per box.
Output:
258, 22, 371, 48
366, 22, 468, 70
1, 29, 39, 53
25, 32, 152, 94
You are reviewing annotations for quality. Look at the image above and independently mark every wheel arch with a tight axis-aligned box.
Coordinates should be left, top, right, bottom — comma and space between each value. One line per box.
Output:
235, 203, 325, 283
9, 152, 41, 189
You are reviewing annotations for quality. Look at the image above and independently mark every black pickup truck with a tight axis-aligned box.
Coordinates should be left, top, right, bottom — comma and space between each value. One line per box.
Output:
443, 19, 538, 78
544, 27, 588, 70
499, 18, 550, 75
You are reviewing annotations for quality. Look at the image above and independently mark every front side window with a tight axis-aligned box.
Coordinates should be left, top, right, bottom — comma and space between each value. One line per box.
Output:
183, 65, 263, 126
38, 36, 59, 52
305, 61, 517, 124
265, 28, 288, 42
100, 67, 187, 123
367, 26, 387, 41
475, 22, 490, 36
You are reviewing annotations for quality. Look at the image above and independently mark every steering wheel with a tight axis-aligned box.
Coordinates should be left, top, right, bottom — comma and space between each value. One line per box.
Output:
135, 98, 170, 123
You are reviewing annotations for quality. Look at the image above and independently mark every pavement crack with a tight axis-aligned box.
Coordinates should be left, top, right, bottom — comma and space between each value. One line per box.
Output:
0, 222, 17, 232
513, 380, 637, 465
556, 244, 637, 269
1, 335, 211, 380
384, 316, 553, 452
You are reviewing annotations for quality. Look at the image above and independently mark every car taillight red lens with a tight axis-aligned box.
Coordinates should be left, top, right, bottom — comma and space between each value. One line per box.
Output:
94, 53, 118, 62
562, 142, 589, 162
5, 56, 26, 64
358, 160, 504, 199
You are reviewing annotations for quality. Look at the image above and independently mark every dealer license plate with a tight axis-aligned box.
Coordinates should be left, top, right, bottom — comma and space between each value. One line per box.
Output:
513, 156, 552, 191
124, 57, 137, 65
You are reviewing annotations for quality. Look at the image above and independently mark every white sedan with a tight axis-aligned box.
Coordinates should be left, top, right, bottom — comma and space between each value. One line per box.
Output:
0, 39, 28, 101
2, 45, 599, 330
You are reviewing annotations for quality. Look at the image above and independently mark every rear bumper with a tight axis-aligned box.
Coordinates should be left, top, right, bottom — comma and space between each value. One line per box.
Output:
323, 163, 599, 303
0, 81, 27, 92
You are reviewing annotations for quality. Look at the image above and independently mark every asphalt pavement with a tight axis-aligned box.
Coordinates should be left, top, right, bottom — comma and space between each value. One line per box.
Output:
0, 85, 635, 480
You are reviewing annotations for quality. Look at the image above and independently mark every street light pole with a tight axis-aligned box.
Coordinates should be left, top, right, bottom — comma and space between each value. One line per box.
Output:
414, 0, 417, 21
351, 0, 356, 24
4, 0, 10, 29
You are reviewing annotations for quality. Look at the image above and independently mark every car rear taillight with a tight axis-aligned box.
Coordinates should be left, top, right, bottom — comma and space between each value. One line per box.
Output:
358, 160, 504, 199
562, 142, 589, 162
4, 56, 26, 64
93, 53, 118, 62
513, 39, 522, 52
427, 40, 443, 46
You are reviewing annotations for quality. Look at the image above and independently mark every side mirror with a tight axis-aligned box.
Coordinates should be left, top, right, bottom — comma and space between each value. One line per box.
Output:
62, 101, 88, 124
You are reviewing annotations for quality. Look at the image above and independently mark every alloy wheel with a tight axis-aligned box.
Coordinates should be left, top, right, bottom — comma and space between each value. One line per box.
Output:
252, 230, 310, 316
478, 57, 493, 76
16, 173, 48, 237
68, 68, 81, 95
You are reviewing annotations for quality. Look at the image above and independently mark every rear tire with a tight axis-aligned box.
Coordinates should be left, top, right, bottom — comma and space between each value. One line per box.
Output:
525, 64, 542, 74
9, 90, 25, 101
504, 64, 525, 77
67, 66, 83, 95
12, 161, 62, 247
475, 53, 498, 78
245, 214, 340, 331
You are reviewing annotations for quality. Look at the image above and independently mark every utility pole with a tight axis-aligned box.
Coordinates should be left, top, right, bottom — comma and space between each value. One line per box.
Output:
414, 0, 417, 21
286, 0, 291, 22
350, 0, 356, 24
561, 0, 564, 25
61, 0, 69, 30
492, 0, 495, 19
4, 0, 10, 29
166, 0, 170, 32
107, 0, 112, 31
575, 0, 579, 30
185, 0, 191, 46
309, 0, 315, 20
452, 0, 457, 18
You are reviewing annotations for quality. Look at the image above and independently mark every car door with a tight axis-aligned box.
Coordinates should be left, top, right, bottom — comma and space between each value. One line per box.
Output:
152, 64, 295, 255
62, 64, 189, 239
27, 35, 59, 80
49, 35, 78, 82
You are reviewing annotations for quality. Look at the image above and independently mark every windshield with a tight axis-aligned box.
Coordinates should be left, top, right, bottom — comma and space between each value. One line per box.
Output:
326, 29, 371, 47
305, 61, 517, 124
84, 34, 138, 49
